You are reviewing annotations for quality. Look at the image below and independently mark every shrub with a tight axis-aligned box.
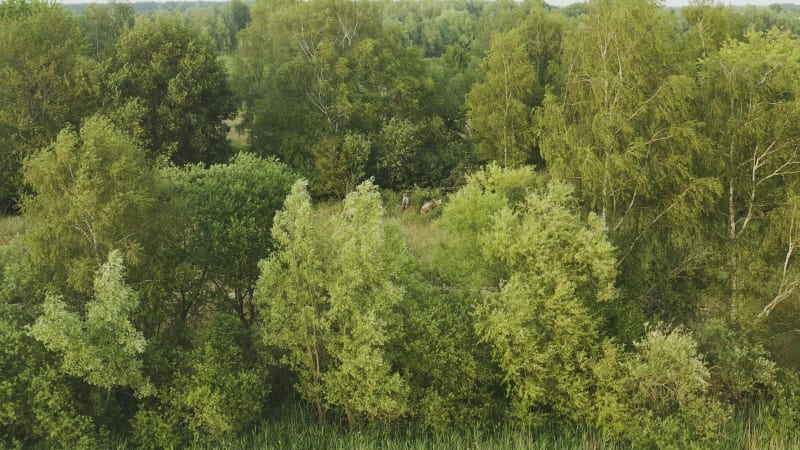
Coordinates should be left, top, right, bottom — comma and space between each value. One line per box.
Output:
594, 327, 730, 449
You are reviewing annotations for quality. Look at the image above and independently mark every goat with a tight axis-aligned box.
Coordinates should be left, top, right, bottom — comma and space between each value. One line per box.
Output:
402, 193, 410, 210
419, 199, 441, 214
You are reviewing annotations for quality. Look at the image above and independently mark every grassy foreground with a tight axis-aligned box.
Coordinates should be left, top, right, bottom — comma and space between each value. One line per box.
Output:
106, 399, 800, 450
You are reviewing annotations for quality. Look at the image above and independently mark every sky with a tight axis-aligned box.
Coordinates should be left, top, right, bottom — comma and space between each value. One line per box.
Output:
546, 0, 799, 5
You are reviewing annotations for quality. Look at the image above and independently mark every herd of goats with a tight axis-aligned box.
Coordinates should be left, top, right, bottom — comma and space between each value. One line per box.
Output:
403, 194, 442, 214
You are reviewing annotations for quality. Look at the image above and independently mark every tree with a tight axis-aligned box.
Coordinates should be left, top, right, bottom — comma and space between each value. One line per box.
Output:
170, 153, 297, 325
323, 180, 409, 426
696, 30, 800, 324
466, 29, 536, 166
30, 251, 154, 409
22, 115, 159, 299
0, 1, 90, 210
433, 163, 542, 290
312, 132, 371, 197
256, 179, 408, 426
256, 180, 329, 421
594, 327, 730, 449
538, 0, 718, 323
107, 15, 235, 164
474, 181, 618, 425
234, 0, 433, 179
79, 2, 135, 59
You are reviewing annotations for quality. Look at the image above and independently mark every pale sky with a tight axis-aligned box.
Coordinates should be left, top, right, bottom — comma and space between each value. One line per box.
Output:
547, 0, 800, 5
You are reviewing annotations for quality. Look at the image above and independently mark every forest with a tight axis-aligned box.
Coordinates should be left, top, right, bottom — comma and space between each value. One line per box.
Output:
2, 0, 800, 447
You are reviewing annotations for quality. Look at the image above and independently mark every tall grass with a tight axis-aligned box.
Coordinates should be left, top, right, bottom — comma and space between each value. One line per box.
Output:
174, 401, 623, 450
721, 401, 800, 450
109, 399, 800, 450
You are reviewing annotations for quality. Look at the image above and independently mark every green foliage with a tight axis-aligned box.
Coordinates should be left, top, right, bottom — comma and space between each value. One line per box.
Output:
79, 2, 134, 59
698, 319, 777, 403
257, 179, 408, 426
132, 312, 270, 447
107, 15, 235, 164
594, 327, 730, 449
30, 250, 153, 397
474, 180, 618, 426
234, 0, 436, 181
168, 153, 297, 324
22, 115, 159, 298
466, 29, 537, 166
0, 1, 90, 210
433, 164, 542, 290
396, 273, 498, 432
696, 29, 800, 324
539, 0, 718, 324
312, 132, 371, 197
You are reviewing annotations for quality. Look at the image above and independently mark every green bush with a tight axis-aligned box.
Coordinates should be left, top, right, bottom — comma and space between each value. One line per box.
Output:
594, 327, 730, 449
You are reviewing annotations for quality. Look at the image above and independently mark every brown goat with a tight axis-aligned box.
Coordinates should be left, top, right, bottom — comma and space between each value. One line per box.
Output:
419, 199, 441, 214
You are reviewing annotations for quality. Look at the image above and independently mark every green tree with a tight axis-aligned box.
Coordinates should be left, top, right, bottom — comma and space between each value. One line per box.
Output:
107, 15, 235, 164
433, 164, 542, 290
538, 0, 718, 323
466, 29, 536, 166
312, 132, 371, 197
79, 2, 135, 59
474, 181, 618, 425
234, 0, 433, 179
133, 313, 269, 444
169, 153, 296, 325
594, 327, 730, 449
30, 251, 154, 409
0, 238, 98, 448
22, 115, 159, 298
256, 179, 408, 426
0, 0, 90, 210
696, 29, 800, 327
256, 180, 329, 421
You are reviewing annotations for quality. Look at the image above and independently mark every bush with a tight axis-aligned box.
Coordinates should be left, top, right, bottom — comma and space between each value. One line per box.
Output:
594, 327, 730, 449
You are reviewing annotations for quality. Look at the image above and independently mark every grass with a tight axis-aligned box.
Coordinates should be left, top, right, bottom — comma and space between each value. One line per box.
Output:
720, 402, 800, 450
107, 400, 800, 450
180, 402, 622, 450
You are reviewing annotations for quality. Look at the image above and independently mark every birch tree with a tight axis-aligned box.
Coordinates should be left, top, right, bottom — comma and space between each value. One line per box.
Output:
698, 29, 800, 322
466, 29, 536, 167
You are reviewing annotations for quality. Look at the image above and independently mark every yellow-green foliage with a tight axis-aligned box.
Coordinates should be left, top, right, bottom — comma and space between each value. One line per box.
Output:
594, 327, 730, 449
0, 216, 24, 246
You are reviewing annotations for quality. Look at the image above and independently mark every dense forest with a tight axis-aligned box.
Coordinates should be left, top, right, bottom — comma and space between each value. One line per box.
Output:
2, 0, 800, 447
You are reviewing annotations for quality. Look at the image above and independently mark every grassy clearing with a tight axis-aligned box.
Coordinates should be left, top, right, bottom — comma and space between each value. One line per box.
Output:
226, 112, 250, 150
0, 215, 25, 246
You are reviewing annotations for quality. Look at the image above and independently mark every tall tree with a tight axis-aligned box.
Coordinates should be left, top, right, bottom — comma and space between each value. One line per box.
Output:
256, 180, 408, 426
0, 0, 89, 210
474, 180, 618, 425
30, 251, 154, 409
697, 30, 800, 324
22, 115, 160, 299
169, 153, 297, 325
107, 15, 235, 164
538, 0, 718, 323
466, 29, 536, 166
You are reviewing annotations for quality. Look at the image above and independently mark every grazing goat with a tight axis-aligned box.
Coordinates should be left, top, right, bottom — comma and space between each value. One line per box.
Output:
402, 193, 410, 210
419, 199, 441, 214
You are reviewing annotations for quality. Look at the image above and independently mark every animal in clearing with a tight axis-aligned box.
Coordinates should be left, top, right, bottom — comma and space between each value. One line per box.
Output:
402, 193, 410, 210
419, 199, 441, 214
